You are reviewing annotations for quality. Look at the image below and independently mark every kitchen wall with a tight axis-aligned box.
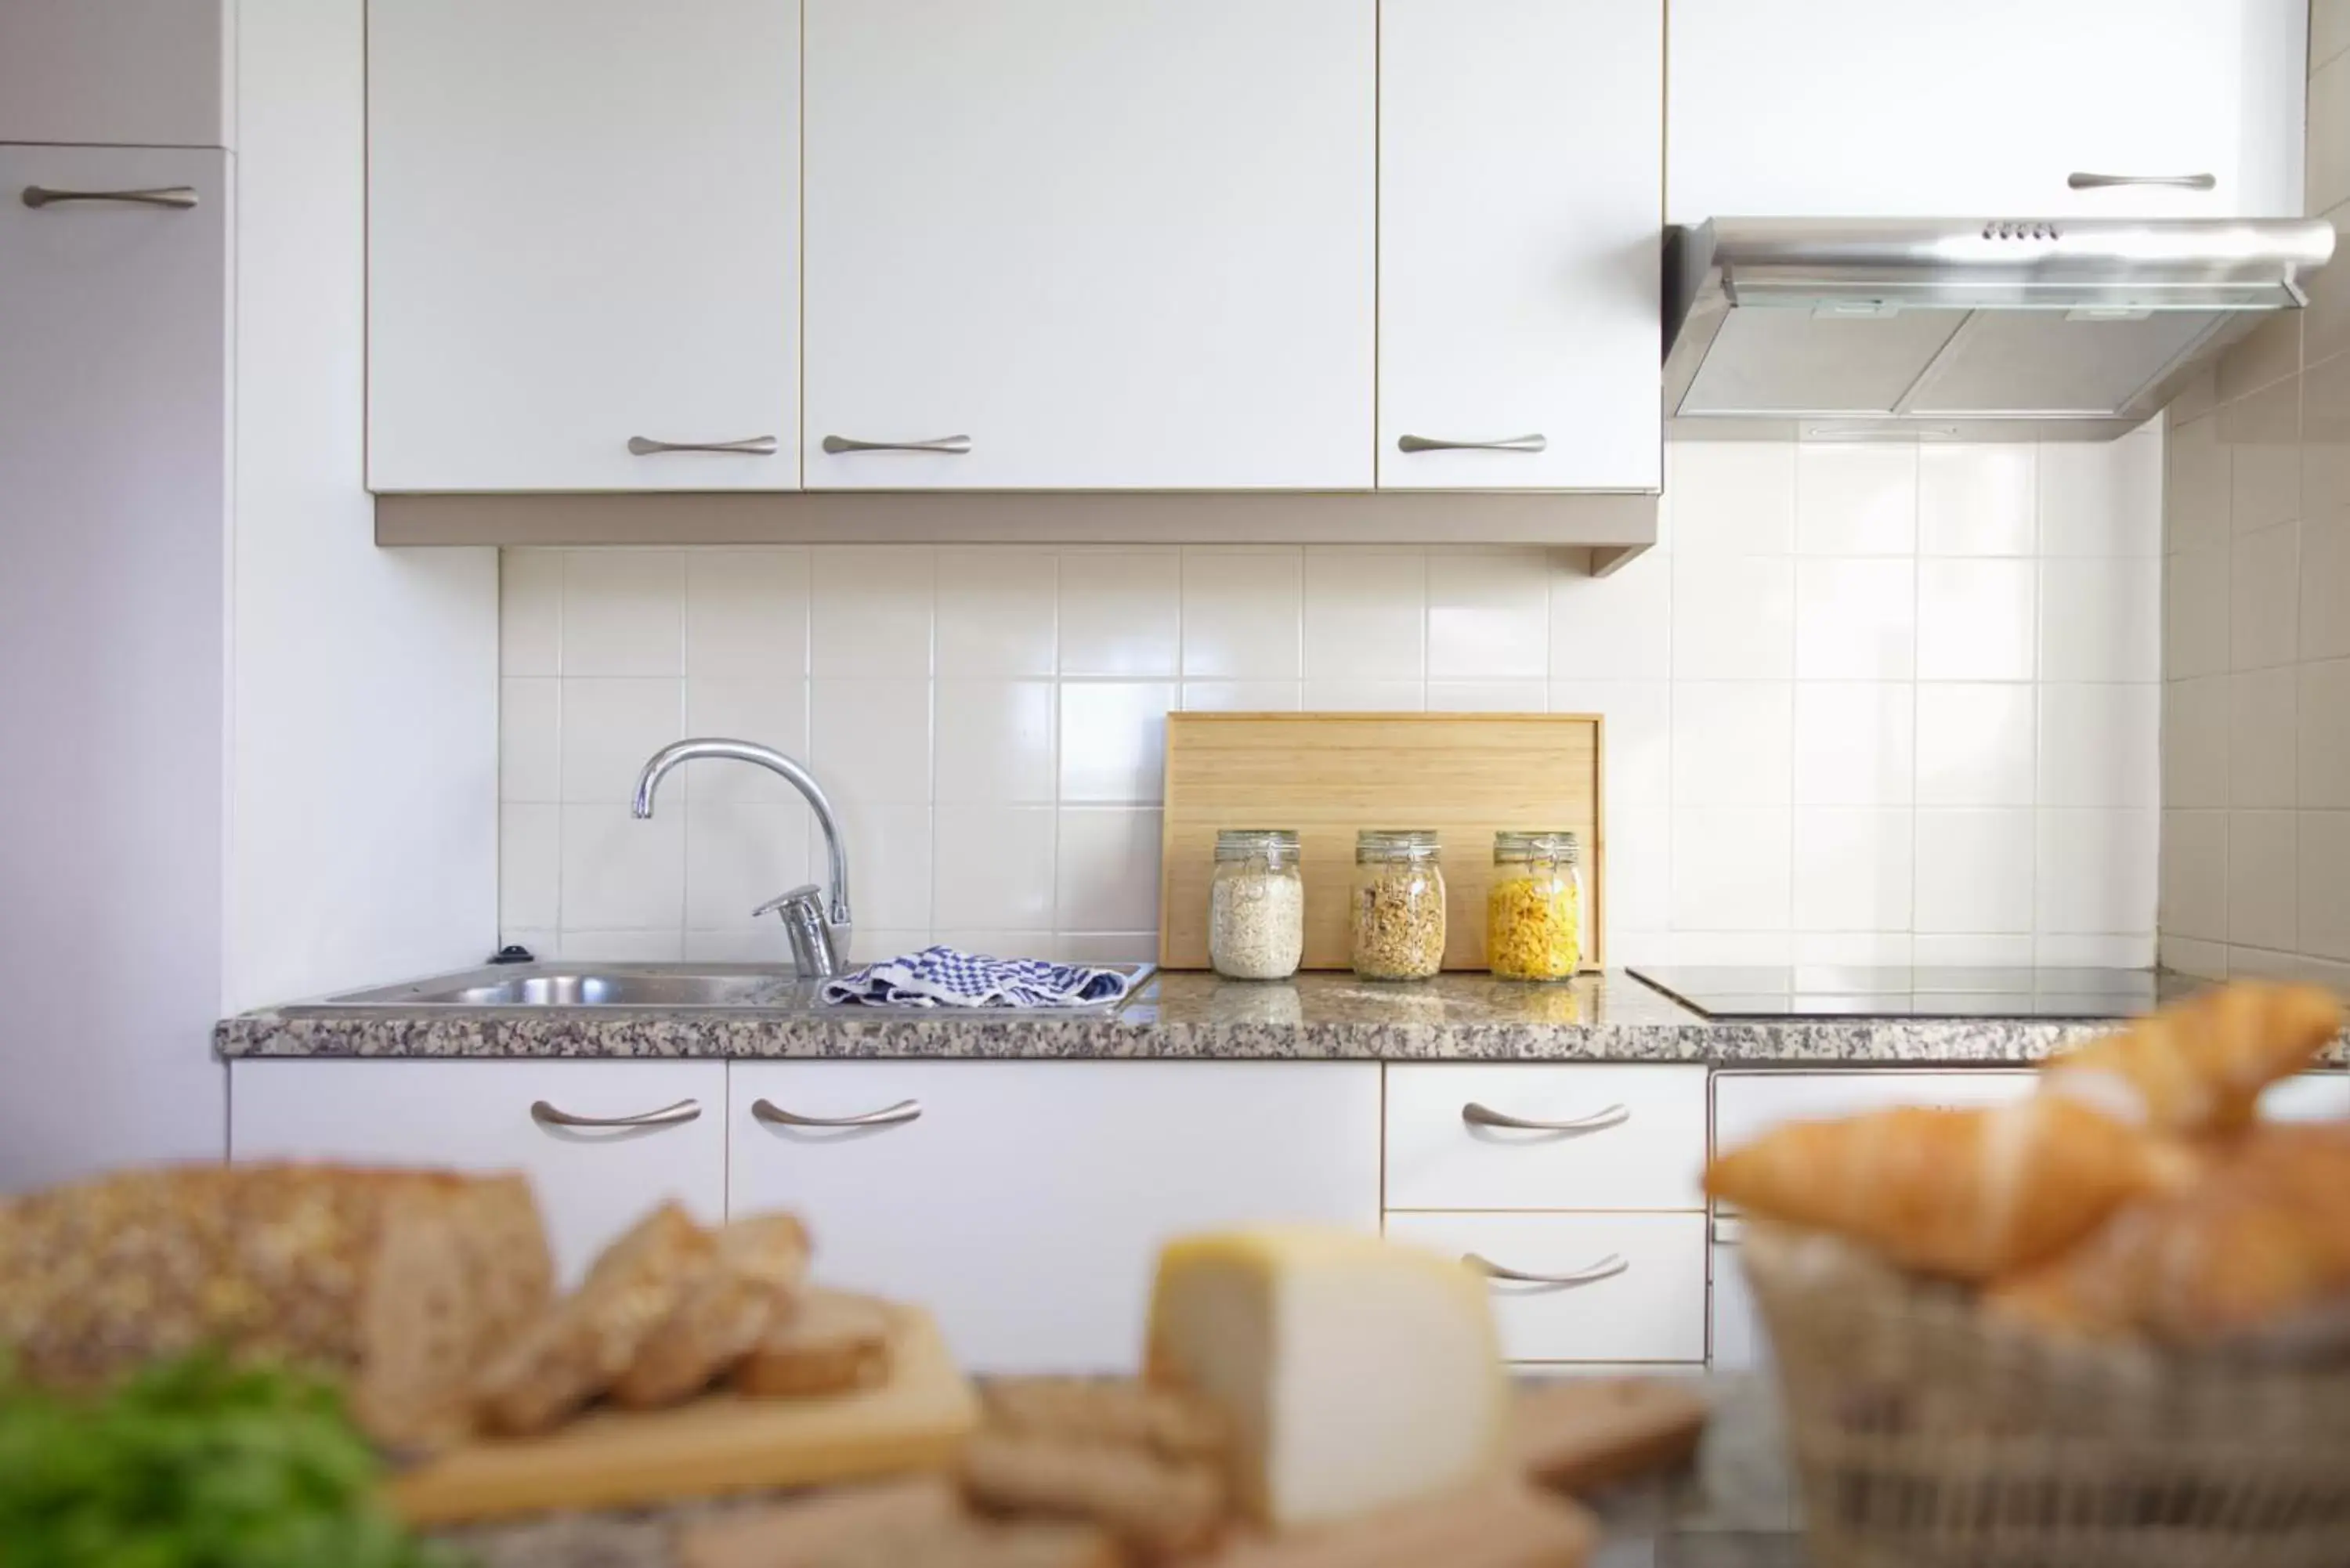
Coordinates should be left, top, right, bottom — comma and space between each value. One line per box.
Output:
2156, 7, 2350, 989
498, 431, 2162, 967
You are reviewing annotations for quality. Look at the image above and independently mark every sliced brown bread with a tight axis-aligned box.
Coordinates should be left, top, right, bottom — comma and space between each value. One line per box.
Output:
612, 1211, 812, 1408
732, 1287, 896, 1397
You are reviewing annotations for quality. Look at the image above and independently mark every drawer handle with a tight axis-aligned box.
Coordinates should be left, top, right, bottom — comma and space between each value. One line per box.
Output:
1397, 433, 1546, 454
820, 434, 972, 456
530, 1097, 701, 1129
2066, 171, 2215, 191
1465, 1252, 1629, 1288
1461, 1102, 1629, 1134
627, 435, 778, 456
22, 184, 199, 210
753, 1097, 922, 1129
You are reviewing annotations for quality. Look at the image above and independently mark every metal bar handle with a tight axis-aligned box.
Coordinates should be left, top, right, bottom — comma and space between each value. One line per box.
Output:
1461, 1101, 1629, 1134
627, 435, 778, 456
1397, 433, 1546, 453
821, 434, 973, 455
1465, 1252, 1629, 1288
23, 185, 200, 210
2066, 172, 2216, 191
530, 1097, 701, 1129
753, 1097, 922, 1129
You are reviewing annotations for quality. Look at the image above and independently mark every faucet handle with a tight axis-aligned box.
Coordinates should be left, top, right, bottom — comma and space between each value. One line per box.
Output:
755, 884, 848, 981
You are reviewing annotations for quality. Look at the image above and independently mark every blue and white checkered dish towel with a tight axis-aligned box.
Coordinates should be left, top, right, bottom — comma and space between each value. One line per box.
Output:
819, 945, 1137, 1009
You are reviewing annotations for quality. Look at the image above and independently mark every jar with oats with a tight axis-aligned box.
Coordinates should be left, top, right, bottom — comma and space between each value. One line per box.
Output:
1486, 829, 1584, 981
1208, 828, 1304, 981
1350, 829, 1445, 981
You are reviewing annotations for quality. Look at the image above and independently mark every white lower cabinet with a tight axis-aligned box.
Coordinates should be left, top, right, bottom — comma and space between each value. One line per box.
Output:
727, 1061, 1383, 1373
1383, 1212, 1708, 1364
226, 1060, 727, 1285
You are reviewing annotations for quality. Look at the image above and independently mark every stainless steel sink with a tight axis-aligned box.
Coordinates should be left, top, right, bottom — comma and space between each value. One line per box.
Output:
281, 960, 1155, 1015
288, 963, 809, 1012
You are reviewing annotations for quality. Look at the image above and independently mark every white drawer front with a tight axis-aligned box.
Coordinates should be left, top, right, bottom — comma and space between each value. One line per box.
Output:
1385, 1064, 1707, 1212
1384, 1212, 1707, 1364
227, 1059, 728, 1285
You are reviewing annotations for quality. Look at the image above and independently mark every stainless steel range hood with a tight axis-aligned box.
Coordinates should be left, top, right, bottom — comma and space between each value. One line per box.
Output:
1663, 217, 2335, 440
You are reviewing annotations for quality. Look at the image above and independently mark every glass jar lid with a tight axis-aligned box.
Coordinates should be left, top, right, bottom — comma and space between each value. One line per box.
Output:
1356, 828, 1441, 863
1215, 828, 1300, 864
1495, 829, 1580, 865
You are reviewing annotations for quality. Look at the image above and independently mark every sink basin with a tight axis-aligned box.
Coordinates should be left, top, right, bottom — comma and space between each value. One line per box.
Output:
291, 963, 808, 1012
282, 961, 1155, 1015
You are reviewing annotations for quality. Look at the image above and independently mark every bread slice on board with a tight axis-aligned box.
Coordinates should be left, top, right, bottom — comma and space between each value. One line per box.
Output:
982, 1378, 1228, 1461
963, 1428, 1227, 1558
475, 1201, 715, 1434
1200, 1480, 1596, 1568
613, 1212, 810, 1409
735, 1287, 896, 1397
679, 1477, 1118, 1568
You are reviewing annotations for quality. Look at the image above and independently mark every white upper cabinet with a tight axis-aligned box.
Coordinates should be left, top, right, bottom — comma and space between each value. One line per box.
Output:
367, 0, 800, 492
801, 0, 1376, 490
0, 0, 230, 148
1668, 0, 2305, 222
1378, 0, 1662, 491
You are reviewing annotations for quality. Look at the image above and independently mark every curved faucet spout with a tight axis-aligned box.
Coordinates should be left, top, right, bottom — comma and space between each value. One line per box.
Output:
631, 738, 852, 930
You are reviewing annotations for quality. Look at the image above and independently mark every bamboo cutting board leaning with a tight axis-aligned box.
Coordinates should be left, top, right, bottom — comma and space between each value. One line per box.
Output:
1160, 714, 1603, 972
389, 1309, 978, 1526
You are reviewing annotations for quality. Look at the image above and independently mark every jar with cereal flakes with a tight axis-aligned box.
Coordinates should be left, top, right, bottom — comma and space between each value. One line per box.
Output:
1350, 830, 1445, 981
1486, 830, 1583, 982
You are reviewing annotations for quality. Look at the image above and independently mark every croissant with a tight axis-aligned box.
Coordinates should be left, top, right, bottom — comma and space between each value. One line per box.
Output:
2037, 981, 2341, 1136
1702, 1097, 2178, 1281
1989, 1123, 2350, 1349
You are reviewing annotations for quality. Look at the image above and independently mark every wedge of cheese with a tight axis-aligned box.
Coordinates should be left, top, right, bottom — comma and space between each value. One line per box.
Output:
1144, 1227, 1509, 1530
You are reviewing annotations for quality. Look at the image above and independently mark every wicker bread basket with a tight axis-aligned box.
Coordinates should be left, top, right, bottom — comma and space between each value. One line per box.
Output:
1741, 1221, 2350, 1568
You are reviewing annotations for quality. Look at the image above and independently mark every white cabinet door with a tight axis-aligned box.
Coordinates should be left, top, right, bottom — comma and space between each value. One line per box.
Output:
1378, 0, 1661, 491
1668, 0, 2303, 222
802, 1, 1375, 490
229, 1060, 728, 1284
1, 146, 229, 1190
368, 0, 799, 492
729, 1062, 1383, 1372
1385, 1064, 1708, 1212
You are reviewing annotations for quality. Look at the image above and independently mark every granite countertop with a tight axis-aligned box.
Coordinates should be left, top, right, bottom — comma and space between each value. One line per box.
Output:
209, 969, 2251, 1067
440, 1376, 1806, 1568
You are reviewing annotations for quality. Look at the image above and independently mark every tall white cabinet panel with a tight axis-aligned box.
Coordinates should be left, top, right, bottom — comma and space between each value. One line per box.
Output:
729, 1062, 1383, 1371
802, 0, 1376, 490
1668, 0, 2304, 222
229, 1060, 728, 1284
0, 0, 230, 148
367, 0, 799, 492
1, 147, 228, 1189
1378, 0, 1661, 491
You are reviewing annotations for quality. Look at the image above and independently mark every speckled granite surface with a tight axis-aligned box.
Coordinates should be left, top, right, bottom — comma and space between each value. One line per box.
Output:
206, 969, 2300, 1066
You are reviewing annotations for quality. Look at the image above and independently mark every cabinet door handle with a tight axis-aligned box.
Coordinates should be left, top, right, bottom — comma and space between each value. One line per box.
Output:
1462, 1101, 1629, 1134
627, 435, 778, 456
22, 185, 199, 210
820, 434, 972, 455
1465, 1252, 1629, 1288
752, 1097, 922, 1129
1397, 433, 1546, 453
530, 1097, 702, 1129
2066, 172, 2216, 191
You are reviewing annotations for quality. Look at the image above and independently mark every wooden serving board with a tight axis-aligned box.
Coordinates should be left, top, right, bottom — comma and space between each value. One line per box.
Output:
390, 1309, 978, 1526
1159, 713, 1603, 973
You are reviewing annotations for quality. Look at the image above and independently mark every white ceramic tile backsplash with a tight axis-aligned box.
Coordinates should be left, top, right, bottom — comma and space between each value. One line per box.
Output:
2154, 52, 2350, 994
498, 432, 2163, 964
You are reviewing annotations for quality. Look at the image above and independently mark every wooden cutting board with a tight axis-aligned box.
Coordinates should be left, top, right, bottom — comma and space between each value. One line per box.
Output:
389, 1309, 978, 1526
1159, 713, 1604, 972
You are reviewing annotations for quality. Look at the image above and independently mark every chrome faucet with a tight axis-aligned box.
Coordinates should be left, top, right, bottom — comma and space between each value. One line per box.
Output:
631, 739, 853, 979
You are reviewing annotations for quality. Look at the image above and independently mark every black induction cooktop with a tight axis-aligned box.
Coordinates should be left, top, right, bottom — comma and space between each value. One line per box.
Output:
1627, 965, 2172, 1020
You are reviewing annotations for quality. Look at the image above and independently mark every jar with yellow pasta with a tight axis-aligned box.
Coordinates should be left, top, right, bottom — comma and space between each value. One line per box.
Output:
1486, 830, 1584, 982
